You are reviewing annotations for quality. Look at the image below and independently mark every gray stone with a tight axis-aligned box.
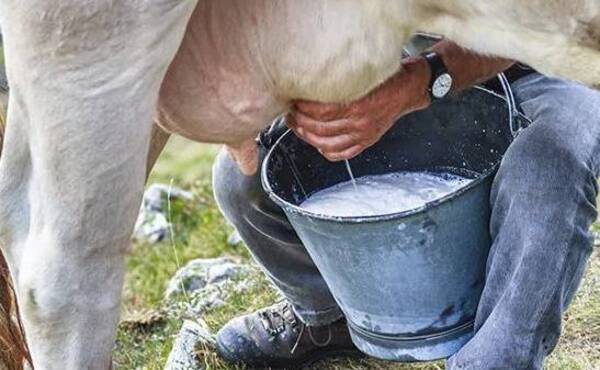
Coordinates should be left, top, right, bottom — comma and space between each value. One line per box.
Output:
133, 183, 193, 244
133, 211, 169, 244
227, 231, 243, 246
189, 285, 227, 314
164, 258, 260, 318
164, 319, 215, 370
165, 258, 250, 299
206, 262, 242, 284
143, 183, 193, 212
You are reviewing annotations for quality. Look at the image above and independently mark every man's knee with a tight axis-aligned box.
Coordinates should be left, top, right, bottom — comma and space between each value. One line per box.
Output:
491, 117, 599, 249
213, 149, 262, 222
511, 77, 600, 178
496, 120, 598, 194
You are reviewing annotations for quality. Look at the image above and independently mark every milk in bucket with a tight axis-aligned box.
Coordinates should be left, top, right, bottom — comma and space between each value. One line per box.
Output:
301, 171, 473, 217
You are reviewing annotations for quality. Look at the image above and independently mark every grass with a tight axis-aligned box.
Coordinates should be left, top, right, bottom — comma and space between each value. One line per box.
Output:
115, 136, 600, 369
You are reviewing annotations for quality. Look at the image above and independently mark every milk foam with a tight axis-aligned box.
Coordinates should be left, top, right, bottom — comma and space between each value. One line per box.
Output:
300, 171, 474, 217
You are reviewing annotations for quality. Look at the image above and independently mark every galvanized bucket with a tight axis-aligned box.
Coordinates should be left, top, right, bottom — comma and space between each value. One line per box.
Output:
261, 83, 526, 362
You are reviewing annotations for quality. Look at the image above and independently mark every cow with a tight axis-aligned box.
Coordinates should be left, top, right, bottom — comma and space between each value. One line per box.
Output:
0, 0, 599, 369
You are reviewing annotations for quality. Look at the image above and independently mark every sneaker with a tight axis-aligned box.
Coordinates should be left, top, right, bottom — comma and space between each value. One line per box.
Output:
216, 300, 362, 369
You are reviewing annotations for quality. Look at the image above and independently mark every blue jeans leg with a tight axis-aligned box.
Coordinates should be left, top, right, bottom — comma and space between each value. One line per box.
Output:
213, 145, 344, 326
448, 74, 600, 369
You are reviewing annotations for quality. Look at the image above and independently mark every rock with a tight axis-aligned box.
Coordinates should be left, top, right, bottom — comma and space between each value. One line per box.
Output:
165, 258, 257, 317
143, 183, 193, 212
189, 285, 227, 314
206, 261, 243, 284
164, 319, 215, 370
133, 211, 169, 244
165, 258, 251, 299
227, 231, 243, 246
133, 183, 193, 244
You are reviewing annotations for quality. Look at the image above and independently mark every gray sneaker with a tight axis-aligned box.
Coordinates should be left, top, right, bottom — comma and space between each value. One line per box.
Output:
216, 301, 363, 369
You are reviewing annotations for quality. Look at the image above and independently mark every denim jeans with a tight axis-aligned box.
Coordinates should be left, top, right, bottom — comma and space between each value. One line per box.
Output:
213, 73, 599, 369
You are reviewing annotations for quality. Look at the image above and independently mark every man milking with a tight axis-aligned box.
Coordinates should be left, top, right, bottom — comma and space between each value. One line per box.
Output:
213, 38, 599, 369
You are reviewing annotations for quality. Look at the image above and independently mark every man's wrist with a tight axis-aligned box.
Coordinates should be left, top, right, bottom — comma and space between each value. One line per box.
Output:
399, 56, 431, 112
363, 55, 431, 125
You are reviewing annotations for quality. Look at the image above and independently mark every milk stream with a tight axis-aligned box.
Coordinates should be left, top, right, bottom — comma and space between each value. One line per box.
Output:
344, 159, 358, 190
301, 171, 474, 217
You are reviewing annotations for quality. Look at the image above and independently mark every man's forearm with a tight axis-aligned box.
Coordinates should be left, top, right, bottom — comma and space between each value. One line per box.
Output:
392, 39, 514, 113
431, 40, 514, 93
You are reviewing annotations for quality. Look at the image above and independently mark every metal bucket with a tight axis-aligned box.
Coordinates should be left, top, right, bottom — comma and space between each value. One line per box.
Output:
261, 85, 525, 361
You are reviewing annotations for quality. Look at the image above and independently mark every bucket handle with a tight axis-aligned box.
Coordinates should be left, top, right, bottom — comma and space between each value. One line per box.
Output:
497, 72, 523, 137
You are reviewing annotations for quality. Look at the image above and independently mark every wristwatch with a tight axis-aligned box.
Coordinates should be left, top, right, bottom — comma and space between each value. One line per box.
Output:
421, 51, 453, 100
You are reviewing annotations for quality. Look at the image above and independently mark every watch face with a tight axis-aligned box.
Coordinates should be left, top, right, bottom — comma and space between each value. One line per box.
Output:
432, 73, 453, 98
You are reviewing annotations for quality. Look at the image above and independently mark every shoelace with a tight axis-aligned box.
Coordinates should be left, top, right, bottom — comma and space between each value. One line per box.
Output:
258, 301, 333, 354
290, 323, 332, 354
258, 301, 298, 337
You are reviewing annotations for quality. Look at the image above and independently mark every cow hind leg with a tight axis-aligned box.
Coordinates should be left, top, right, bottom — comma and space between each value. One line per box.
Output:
0, 78, 30, 370
0, 91, 170, 370
0, 1, 197, 369
0, 112, 172, 370
0, 117, 172, 370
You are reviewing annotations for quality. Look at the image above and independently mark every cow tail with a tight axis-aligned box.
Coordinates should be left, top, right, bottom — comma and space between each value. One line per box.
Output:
0, 251, 31, 370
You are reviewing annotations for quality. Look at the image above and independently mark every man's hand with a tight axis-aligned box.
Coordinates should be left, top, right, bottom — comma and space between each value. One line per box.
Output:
226, 139, 259, 176
288, 57, 431, 161
288, 40, 514, 162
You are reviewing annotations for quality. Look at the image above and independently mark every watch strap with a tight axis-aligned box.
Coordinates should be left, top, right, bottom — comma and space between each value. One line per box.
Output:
421, 51, 449, 99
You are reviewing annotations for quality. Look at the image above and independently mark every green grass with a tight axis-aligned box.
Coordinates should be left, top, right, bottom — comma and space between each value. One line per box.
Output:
149, 136, 220, 185
115, 137, 600, 369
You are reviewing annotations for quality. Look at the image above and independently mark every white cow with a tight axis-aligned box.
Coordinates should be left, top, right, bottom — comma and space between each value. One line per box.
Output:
0, 0, 599, 368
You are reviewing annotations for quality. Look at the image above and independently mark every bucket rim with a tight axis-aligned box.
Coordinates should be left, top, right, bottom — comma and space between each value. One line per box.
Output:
261, 86, 520, 224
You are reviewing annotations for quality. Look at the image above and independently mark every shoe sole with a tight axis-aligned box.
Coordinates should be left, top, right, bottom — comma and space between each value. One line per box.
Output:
216, 337, 365, 370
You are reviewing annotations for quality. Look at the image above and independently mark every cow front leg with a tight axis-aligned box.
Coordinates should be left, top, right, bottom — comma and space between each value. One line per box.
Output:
0, 1, 197, 368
